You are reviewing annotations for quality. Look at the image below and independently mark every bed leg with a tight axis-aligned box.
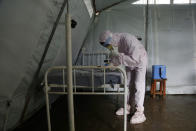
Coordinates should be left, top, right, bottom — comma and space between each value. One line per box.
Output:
124, 88, 127, 131
45, 87, 51, 131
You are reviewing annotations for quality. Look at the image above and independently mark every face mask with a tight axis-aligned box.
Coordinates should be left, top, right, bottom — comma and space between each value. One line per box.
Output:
100, 37, 113, 50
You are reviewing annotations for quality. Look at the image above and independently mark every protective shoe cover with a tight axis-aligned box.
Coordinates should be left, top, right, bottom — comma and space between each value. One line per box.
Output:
130, 108, 146, 124
116, 105, 131, 116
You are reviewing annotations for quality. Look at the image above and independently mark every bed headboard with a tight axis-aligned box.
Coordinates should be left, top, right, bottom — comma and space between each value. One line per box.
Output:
82, 48, 110, 66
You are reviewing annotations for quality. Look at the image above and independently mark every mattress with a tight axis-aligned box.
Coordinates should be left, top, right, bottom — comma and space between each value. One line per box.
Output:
47, 69, 122, 88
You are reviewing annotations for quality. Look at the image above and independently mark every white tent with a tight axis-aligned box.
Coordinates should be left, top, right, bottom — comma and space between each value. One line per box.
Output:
0, 0, 196, 130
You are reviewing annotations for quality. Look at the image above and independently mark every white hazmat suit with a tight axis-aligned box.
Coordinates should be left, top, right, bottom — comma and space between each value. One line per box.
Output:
99, 31, 148, 124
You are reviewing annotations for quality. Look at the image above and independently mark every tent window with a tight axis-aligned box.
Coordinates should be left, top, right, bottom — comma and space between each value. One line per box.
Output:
192, 0, 196, 3
173, 0, 196, 4
133, 0, 196, 4
155, 0, 170, 4
83, 0, 94, 18
133, 0, 170, 4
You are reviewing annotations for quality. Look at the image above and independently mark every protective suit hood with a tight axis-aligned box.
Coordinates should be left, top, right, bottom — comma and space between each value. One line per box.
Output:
99, 30, 122, 47
110, 33, 121, 47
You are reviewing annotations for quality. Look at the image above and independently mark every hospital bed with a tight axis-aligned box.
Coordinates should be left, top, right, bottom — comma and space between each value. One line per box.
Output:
44, 51, 128, 131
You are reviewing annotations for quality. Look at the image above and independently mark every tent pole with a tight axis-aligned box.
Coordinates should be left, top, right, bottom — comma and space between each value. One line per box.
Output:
2, 100, 11, 131
144, 0, 149, 88
92, 0, 97, 14
66, 1, 75, 131
154, 0, 159, 64
190, 0, 196, 71
144, 0, 149, 50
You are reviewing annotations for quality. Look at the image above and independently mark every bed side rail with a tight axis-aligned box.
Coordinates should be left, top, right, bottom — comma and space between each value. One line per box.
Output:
45, 66, 127, 95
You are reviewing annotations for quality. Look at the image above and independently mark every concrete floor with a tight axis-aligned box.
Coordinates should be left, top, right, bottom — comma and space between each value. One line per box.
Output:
15, 95, 196, 131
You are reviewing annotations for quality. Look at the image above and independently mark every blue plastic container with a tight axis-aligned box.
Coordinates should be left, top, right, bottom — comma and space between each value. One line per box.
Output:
152, 65, 166, 79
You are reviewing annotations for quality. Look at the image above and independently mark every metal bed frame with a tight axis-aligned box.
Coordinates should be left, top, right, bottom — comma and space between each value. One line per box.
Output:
44, 65, 128, 131
81, 48, 110, 66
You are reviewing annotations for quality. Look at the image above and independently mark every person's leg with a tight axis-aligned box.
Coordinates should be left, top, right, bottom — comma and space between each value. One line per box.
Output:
135, 68, 146, 109
126, 70, 131, 105
116, 70, 131, 115
128, 70, 136, 114
130, 66, 146, 124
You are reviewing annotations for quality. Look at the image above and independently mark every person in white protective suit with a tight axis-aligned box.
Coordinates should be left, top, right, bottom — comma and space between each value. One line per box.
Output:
99, 30, 148, 124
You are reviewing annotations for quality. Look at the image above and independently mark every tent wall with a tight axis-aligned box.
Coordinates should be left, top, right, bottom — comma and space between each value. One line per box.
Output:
0, 0, 91, 130
147, 4, 196, 94
53, 0, 92, 65
0, 0, 61, 129
95, 0, 138, 11
77, 1, 196, 94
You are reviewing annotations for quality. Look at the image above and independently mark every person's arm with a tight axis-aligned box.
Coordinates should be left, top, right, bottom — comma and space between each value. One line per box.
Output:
118, 53, 138, 67
110, 53, 138, 67
110, 34, 141, 67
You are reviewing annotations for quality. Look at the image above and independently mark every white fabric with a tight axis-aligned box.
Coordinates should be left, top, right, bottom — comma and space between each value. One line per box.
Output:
99, 30, 148, 112
115, 104, 131, 116
126, 68, 146, 109
130, 111, 146, 124
99, 30, 113, 42
103, 31, 147, 110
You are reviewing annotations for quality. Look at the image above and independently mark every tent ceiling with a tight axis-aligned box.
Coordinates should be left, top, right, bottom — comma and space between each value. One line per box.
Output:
94, 0, 137, 11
